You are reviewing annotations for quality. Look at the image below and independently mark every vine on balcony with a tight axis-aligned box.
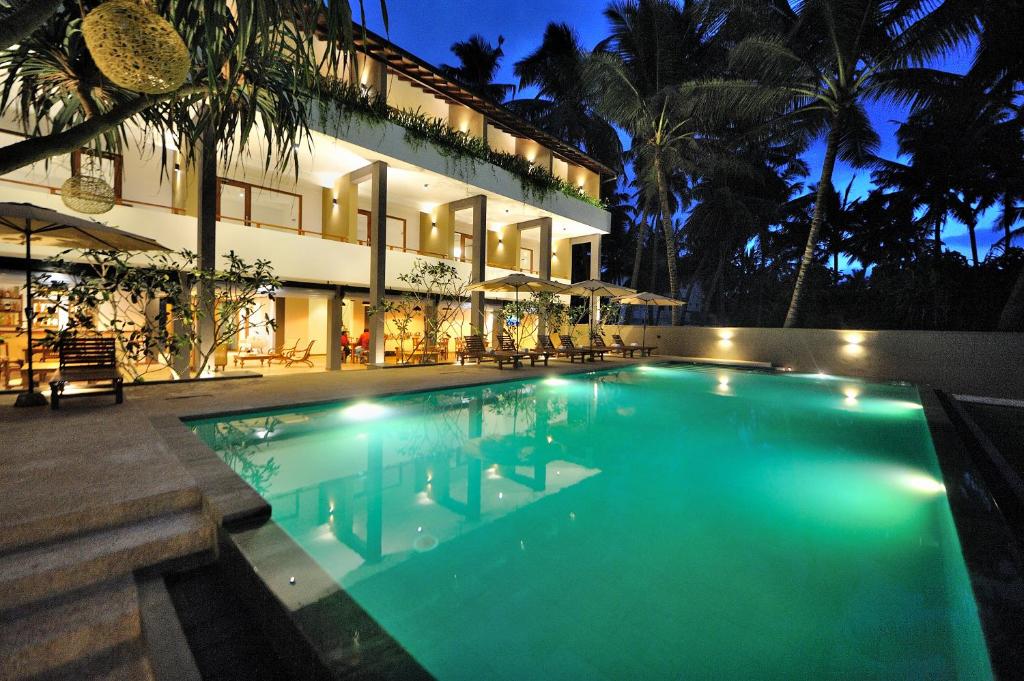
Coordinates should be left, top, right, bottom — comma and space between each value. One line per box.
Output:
315, 78, 606, 210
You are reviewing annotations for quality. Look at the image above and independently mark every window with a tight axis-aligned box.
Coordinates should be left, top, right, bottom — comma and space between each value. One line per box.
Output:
217, 178, 302, 232
520, 247, 534, 273
71, 149, 123, 199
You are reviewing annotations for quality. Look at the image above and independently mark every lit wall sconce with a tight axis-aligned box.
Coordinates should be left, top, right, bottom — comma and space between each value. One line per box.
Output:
717, 328, 734, 349
332, 197, 338, 206
174, 163, 180, 174
431, 221, 437, 231
842, 331, 865, 357
498, 238, 503, 245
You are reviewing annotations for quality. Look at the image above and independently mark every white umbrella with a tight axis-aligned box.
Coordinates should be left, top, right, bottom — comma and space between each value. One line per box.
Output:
0, 203, 170, 407
561, 279, 636, 346
614, 292, 685, 348
466, 273, 566, 346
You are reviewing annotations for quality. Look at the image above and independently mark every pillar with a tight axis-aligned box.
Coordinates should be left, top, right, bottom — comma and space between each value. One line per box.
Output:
447, 195, 487, 333
326, 287, 344, 371
347, 161, 388, 365
195, 129, 218, 376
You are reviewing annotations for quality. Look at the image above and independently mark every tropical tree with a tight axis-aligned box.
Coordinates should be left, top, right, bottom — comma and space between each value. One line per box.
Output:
692, 0, 971, 326
439, 34, 515, 102
508, 22, 623, 177
586, 0, 726, 323
0, 0, 377, 175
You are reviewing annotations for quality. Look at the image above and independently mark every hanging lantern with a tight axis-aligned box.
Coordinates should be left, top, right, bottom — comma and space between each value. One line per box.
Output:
61, 175, 116, 214
82, 0, 191, 95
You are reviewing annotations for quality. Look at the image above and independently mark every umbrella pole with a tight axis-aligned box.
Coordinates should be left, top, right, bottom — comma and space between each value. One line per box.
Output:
16, 221, 47, 407
643, 304, 648, 349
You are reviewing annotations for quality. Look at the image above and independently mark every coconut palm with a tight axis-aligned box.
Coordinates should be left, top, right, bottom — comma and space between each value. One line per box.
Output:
508, 22, 623, 176
0, 0, 376, 175
439, 34, 515, 103
691, 0, 972, 326
586, 0, 726, 323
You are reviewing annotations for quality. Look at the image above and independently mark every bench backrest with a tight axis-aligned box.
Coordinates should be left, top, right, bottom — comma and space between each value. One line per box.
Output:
591, 332, 608, 348
540, 335, 556, 351
59, 336, 116, 369
499, 332, 517, 352
463, 335, 486, 353
612, 334, 625, 346
557, 334, 576, 350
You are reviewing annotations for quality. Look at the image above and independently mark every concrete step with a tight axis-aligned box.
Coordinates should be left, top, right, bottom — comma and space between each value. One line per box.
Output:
0, 575, 141, 680
0, 510, 216, 611
0, 483, 204, 554
29, 639, 156, 681
137, 575, 201, 681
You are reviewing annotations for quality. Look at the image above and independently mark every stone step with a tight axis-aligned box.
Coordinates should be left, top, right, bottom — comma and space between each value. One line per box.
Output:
0, 575, 141, 680
0, 510, 216, 611
137, 575, 201, 681
0, 483, 205, 554
29, 639, 156, 681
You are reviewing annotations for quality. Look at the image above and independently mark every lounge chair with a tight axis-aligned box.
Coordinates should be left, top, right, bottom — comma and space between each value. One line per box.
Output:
499, 331, 550, 367
49, 336, 123, 410
558, 334, 606, 362
458, 335, 526, 369
285, 340, 315, 367
268, 338, 301, 364
612, 334, 656, 357
544, 334, 590, 363
592, 332, 636, 358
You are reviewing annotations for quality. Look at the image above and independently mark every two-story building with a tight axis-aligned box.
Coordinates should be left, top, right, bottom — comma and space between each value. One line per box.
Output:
0, 27, 613, 374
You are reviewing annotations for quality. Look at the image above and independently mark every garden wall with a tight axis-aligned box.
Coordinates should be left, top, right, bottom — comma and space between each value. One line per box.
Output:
608, 325, 1024, 399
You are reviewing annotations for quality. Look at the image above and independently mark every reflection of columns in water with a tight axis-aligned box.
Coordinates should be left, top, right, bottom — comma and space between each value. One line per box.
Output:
365, 431, 383, 563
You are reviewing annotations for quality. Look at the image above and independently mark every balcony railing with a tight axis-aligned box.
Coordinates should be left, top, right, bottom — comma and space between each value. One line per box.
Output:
1, 176, 539, 273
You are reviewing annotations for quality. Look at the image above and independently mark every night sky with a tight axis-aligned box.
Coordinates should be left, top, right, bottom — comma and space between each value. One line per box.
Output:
359, 0, 995, 262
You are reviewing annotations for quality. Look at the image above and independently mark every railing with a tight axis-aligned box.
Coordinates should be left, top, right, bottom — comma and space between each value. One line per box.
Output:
1, 176, 544, 271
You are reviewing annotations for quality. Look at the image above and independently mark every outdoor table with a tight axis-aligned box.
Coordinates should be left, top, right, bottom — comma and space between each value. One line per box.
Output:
234, 353, 273, 367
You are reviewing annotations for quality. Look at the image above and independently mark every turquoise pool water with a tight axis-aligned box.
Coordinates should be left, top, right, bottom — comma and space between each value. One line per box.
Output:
192, 364, 992, 680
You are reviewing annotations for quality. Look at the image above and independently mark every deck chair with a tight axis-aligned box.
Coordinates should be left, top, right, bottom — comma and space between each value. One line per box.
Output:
548, 334, 591, 363
268, 338, 301, 364
593, 332, 636, 358
612, 334, 656, 357
459, 335, 525, 369
500, 331, 550, 367
285, 340, 315, 367
564, 334, 606, 361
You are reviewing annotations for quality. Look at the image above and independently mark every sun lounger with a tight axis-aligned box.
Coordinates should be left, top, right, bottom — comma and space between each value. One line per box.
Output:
499, 331, 550, 367
544, 334, 591, 363
458, 335, 527, 369
612, 334, 656, 356
592, 332, 636, 358
559, 334, 606, 362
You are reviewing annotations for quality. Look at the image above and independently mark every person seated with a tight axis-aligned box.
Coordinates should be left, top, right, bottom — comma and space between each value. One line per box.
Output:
355, 327, 370, 363
340, 329, 351, 361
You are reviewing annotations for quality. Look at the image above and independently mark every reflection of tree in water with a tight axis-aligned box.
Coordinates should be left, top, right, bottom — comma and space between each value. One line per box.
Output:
485, 384, 538, 435
207, 416, 283, 495
395, 392, 471, 460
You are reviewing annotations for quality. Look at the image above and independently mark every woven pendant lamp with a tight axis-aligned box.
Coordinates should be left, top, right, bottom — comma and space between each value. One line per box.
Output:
82, 0, 190, 95
61, 174, 116, 214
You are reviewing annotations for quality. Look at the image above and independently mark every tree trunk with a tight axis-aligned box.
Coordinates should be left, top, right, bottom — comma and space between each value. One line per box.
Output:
934, 219, 942, 259
194, 128, 218, 377
630, 220, 647, 290
653, 155, 680, 324
998, 263, 1024, 331
0, 88, 200, 176
784, 125, 840, 328
0, 0, 62, 52
968, 219, 979, 266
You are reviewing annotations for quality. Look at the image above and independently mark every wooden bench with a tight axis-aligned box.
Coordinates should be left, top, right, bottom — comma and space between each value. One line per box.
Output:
458, 335, 526, 369
49, 337, 123, 410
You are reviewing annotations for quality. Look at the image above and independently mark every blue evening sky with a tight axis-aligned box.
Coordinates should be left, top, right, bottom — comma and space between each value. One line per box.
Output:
359, 0, 996, 263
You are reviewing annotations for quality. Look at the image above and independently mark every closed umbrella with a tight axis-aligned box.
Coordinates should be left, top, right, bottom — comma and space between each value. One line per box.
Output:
561, 279, 636, 346
0, 203, 170, 407
614, 292, 685, 349
466, 273, 566, 347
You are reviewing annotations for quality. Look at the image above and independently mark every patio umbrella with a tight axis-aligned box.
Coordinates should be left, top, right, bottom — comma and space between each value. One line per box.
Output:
614, 292, 685, 349
0, 202, 170, 407
465, 273, 566, 346
561, 279, 636, 345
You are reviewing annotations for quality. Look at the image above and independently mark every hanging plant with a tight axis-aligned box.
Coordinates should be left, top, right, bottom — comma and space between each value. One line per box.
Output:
82, 0, 191, 95
61, 174, 116, 214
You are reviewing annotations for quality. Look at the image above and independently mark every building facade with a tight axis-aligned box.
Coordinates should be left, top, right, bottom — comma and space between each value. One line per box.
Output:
0, 29, 612, 371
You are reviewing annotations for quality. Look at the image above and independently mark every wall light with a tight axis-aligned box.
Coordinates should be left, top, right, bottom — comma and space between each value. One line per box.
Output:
332, 197, 338, 206
174, 163, 180, 174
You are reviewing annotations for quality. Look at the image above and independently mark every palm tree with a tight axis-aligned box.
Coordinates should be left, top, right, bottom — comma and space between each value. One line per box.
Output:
0, 0, 373, 175
508, 22, 623, 176
439, 34, 515, 103
693, 0, 971, 326
586, 0, 725, 323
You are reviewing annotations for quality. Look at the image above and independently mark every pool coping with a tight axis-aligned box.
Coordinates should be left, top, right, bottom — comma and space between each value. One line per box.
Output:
922, 390, 1024, 679
157, 362, 1024, 679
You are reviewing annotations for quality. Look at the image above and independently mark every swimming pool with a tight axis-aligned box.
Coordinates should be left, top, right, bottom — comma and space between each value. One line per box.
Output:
191, 364, 992, 679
